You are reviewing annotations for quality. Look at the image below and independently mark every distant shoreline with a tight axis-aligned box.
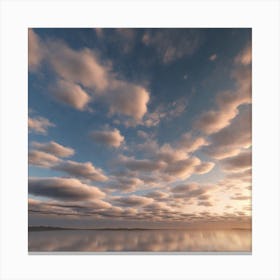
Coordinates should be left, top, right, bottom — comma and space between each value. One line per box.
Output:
28, 226, 251, 232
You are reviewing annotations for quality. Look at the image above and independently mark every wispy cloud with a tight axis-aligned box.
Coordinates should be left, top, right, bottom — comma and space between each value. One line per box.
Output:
205, 106, 251, 159
28, 115, 55, 135
53, 160, 108, 182
31, 141, 75, 158
221, 150, 252, 173
142, 29, 202, 64
209, 54, 217, 61
29, 150, 60, 167
195, 45, 251, 135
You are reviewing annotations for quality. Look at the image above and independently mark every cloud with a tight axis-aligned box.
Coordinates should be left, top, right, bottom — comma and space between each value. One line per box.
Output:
177, 132, 208, 153
137, 130, 149, 139
90, 128, 125, 148
113, 195, 154, 207
235, 44, 252, 66
119, 155, 166, 172
136, 98, 188, 128
143, 201, 172, 212
136, 140, 159, 155
50, 79, 91, 110
47, 40, 110, 91
53, 160, 108, 182
109, 177, 143, 193
29, 177, 106, 201
115, 28, 135, 40
112, 128, 214, 186
28, 29, 45, 71
165, 157, 201, 179
107, 80, 150, 120
29, 143, 107, 182
230, 195, 251, 201
118, 136, 212, 181
145, 191, 169, 200
155, 144, 186, 163
28, 150, 60, 167
31, 141, 74, 158
195, 45, 251, 135
221, 150, 252, 172
148, 133, 207, 165
114, 28, 136, 53
29, 30, 150, 121
194, 162, 215, 174
205, 106, 251, 159
195, 107, 238, 135
28, 197, 113, 220
142, 29, 201, 64
171, 183, 208, 196
29, 198, 112, 215
198, 201, 213, 207
209, 54, 217, 61
28, 116, 55, 135
170, 183, 214, 204
226, 168, 252, 183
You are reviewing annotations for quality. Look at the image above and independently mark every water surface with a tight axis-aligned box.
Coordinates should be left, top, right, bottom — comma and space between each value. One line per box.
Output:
29, 229, 251, 253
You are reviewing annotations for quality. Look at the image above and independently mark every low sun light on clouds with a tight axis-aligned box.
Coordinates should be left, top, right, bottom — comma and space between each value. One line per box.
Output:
28, 28, 252, 231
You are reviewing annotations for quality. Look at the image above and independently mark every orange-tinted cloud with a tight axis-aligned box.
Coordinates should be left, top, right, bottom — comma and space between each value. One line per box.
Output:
32, 141, 74, 158
90, 128, 125, 148
53, 160, 108, 182
28, 116, 55, 135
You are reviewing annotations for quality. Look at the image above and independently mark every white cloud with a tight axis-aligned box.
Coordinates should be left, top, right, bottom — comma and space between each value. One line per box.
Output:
28, 150, 60, 167
171, 183, 212, 198
53, 160, 108, 182
47, 41, 110, 92
107, 80, 150, 120
194, 162, 215, 174
117, 132, 212, 182
29, 30, 150, 121
119, 155, 166, 172
108, 177, 143, 193
165, 157, 201, 179
221, 149, 252, 172
28, 116, 55, 135
205, 106, 251, 159
177, 132, 208, 153
195, 45, 251, 135
90, 128, 125, 148
50, 79, 91, 110
31, 141, 74, 158
28, 29, 45, 71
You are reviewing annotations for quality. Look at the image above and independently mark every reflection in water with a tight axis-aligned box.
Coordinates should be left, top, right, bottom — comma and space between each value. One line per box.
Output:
28, 229, 251, 252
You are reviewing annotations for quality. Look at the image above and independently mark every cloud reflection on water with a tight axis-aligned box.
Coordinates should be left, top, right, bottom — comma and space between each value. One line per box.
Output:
29, 229, 251, 252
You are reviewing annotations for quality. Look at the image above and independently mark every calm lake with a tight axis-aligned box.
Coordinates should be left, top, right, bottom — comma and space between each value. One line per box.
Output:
28, 229, 251, 253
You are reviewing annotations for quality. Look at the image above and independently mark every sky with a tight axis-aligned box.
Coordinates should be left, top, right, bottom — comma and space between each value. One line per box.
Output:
28, 28, 252, 229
